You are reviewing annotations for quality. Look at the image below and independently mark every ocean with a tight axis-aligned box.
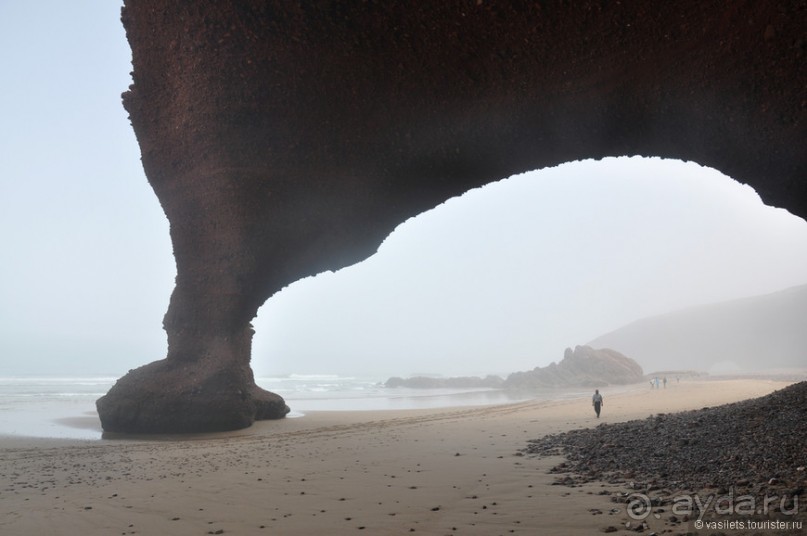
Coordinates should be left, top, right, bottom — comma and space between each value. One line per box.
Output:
0, 375, 538, 440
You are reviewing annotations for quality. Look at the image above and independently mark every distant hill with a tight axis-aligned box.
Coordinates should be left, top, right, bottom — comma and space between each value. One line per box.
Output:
587, 284, 807, 373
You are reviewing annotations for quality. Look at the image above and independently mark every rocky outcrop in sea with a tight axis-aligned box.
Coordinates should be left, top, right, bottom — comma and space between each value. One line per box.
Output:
386, 346, 644, 390
504, 346, 644, 389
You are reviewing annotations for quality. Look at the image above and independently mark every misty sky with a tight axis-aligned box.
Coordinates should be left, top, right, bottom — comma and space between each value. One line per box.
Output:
2, 2, 807, 379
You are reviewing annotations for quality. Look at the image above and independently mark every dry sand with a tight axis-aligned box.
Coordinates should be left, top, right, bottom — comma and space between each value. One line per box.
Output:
0, 379, 791, 535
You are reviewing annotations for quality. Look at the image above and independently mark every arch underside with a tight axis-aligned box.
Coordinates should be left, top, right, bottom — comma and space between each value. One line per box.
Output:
97, 0, 805, 433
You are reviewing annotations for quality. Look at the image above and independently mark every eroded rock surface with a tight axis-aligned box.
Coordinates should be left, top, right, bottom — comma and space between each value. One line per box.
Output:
98, 1, 806, 432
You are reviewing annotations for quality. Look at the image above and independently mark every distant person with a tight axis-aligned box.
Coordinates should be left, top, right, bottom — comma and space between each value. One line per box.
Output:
663, 376, 667, 389
592, 389, 603, 418
654, 376, 660, 389
650, 380, 654, 389
676, 376, 680, 383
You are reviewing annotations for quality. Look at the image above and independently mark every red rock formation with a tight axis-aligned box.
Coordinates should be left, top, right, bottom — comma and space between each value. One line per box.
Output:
97, 1, 806, 432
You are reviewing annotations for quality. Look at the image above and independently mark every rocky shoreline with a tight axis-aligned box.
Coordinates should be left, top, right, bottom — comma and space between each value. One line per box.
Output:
522, 381, 806, 532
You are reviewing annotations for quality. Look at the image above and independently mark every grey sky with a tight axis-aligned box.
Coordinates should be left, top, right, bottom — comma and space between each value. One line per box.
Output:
1, 1, 174, 376
2, 2, 807, 379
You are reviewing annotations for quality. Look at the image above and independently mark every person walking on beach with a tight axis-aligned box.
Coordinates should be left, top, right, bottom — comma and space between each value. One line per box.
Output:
592, 389, 603, 418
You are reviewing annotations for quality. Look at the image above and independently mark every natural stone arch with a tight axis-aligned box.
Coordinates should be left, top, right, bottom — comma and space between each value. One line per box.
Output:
97, 1, 806, 433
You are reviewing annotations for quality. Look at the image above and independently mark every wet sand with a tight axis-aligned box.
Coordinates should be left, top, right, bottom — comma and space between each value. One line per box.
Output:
0, 379, 790, 535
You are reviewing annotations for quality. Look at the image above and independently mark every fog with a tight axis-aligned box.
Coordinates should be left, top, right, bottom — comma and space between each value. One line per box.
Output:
253, 159, 807, 378
2, 2, 807, 379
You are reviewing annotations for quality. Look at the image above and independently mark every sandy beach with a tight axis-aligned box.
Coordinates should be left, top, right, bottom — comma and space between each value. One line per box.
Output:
0, 379, 793, 535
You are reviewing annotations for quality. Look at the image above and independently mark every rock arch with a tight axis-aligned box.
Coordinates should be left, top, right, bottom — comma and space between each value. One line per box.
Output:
97, 1, 805, 433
